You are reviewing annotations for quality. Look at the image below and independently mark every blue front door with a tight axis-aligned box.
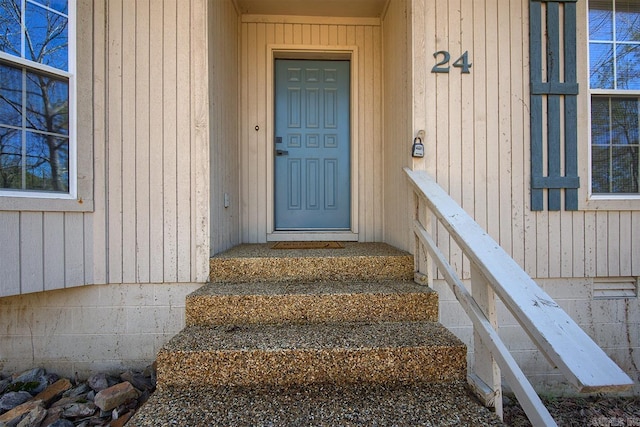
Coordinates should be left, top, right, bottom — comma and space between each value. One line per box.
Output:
274, 59, 351, 231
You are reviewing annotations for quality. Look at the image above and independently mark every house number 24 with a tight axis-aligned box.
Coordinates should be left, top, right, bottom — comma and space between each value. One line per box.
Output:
432, 51, 472, 74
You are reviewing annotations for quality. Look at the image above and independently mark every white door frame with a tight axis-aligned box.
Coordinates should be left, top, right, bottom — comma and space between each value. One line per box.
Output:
266, 45, 360, 242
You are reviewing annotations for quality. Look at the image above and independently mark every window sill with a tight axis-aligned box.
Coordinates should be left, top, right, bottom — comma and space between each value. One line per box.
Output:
580, 195, 640, 211
0, 196, 93, 212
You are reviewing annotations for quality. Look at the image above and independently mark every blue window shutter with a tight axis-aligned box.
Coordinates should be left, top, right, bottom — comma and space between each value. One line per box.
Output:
529, 0, 580, 211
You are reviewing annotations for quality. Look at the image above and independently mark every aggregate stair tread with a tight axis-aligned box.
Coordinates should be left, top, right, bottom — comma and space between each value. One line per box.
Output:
128, 381, 506, 426
187, 280, 438, 326
208, 242, 414, 283
156, 321, 466, 388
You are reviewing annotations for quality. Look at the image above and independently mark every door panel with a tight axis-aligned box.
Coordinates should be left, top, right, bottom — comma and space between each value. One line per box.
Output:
274, 60, 350, 231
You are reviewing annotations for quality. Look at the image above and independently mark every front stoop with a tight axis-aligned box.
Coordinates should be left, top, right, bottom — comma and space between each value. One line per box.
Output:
129, 243, 505, 426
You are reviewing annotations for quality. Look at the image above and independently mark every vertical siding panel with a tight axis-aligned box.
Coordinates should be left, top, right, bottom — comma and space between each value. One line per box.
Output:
163, 0, 178, 281
536, 213, 549, 277
596, 211, 608, 276
191, 0, 209, 281
473, 0, 487, 235
176, 1, 192, 280
107, 0, 123, 283
246, 22, 258, 242
43, 213, 65, 290
584, 212, 597, 277
607, 212, 620, 277
240, 22, 250, 242
632, 212, 640, 276
560, 213, 573, 277
510, 0, 526, 271
320, 25, 329, 45
619, 212, 632, 276
149, 1, 165, 281
255, 22, 267, 241
460, 0, 475, 278
548, 213, 562, 277
447, 0, 463, 276
435, 1, 450, 273
136, 0, 151, 282
0, 213, 21, 296
358, 25, 370, 240
572, 212, 585, 278
485, 0, 500, 245
91, 0, 107, 285
372, 25, 383, 242
121, 0, 137, 283
64, 213, 85, 287
20, 212, 44, 294
497, 0, 512, 255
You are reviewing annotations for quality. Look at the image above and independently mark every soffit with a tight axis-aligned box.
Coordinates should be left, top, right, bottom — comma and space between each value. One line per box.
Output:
234, 0, 388, 17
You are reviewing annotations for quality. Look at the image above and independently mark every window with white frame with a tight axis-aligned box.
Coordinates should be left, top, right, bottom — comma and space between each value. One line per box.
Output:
589, 0, 640, 195
0, 0, 75, 197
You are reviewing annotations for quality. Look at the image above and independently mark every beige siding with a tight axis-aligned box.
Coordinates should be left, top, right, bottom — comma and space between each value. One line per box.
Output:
382, 0, 413, 249
102, 0, 210, 284
210, 0, 241, 255
0, 0, 210, 298
239, 16, 383, 243
409, 0, 639, 280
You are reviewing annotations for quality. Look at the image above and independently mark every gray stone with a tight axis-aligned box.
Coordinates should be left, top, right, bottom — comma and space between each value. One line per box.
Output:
87, 373, 109, 392
45, 420, 74, 427
16, 404, 47, 427
120, 371, 154, 392
12, 369, 45, 385
62, 383, 90, 398
61, 402, 96, 418
0, 392, 32, 412
0, 378, 11, 394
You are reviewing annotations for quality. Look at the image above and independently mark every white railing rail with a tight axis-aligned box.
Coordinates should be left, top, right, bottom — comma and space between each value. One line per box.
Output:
405, 168, 633, 426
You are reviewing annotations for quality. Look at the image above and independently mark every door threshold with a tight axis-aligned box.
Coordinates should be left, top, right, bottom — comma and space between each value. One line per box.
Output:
267, 232, 358, 242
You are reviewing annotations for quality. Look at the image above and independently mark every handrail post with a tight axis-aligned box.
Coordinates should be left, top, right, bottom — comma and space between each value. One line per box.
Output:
469, 263, 503, 419
413, 191, 431, 286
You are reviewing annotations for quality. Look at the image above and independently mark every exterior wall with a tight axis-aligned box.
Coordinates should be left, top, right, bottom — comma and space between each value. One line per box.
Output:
1, 0, 211, 374
0, 283, 200, 378
238, 15, 384, 243
0, 0, 100, 297
382, 0, 415, 250
409, 0, 639, 392
210, 0, 241, 255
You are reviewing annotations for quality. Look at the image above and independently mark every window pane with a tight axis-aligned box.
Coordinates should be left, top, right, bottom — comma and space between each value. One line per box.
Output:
611, 146, 639, 192
616, 45, 640, 90
616, 0, 640, 42
0, 62, 23, 127
590, 0, 614, 40
611, 98, 639, 145
26, 69, 69, 135
591, 97, 611, 146
25, 2, 68, 70
31, 0, 68, 15
590, 43, 615, 89
592, 146, 611, 193
0, 0, 21, 57
25, 131, 68, 191
0, 127, 22, 189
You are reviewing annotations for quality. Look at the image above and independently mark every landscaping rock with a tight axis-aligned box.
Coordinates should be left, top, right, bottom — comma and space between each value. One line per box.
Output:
0, 366, 156, 427
0, 391, 32, 412
94, 382, 139, 412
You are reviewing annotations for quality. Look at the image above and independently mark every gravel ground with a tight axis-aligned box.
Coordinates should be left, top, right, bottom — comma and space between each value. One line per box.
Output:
503, 394, 640, 426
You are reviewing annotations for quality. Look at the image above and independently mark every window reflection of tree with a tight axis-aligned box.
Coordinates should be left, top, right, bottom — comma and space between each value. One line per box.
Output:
0, 0, 69, 192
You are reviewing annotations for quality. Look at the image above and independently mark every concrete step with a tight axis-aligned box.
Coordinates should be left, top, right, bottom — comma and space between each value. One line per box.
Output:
129, 381, 505, 426
186, 280, 438, 326
209, 242, 414, 283
156, 321, 466, 388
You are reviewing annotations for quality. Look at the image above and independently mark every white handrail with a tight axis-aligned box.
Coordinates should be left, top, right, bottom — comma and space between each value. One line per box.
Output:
405, 168, 634, 425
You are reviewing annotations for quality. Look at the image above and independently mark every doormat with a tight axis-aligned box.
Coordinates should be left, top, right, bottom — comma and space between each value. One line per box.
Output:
271, 241, 345, 249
